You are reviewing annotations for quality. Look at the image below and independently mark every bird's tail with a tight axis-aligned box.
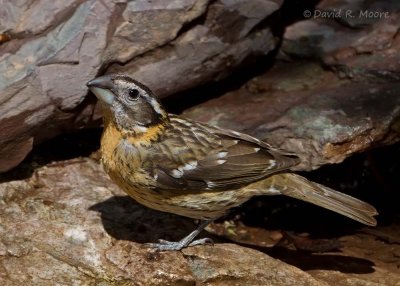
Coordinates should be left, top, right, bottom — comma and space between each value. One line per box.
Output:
250, 173, 378, 226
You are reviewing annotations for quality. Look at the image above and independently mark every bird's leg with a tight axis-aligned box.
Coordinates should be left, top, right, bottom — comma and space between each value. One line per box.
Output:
145, 219, 214, 251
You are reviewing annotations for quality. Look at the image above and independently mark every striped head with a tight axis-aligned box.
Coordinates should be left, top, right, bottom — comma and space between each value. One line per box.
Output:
87, 74, 168, 134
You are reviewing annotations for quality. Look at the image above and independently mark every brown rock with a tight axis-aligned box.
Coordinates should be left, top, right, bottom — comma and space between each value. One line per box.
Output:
0, 0, 281, 172
282, 0, 400, 81
182, 245, 327, 285
325, 13, 400, 81
107, 0, 281, 97
183, 62, 400, 170
0, 158, 327, 285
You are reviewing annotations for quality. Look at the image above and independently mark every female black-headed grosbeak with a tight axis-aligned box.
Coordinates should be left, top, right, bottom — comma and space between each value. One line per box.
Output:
87, 75, 377, 251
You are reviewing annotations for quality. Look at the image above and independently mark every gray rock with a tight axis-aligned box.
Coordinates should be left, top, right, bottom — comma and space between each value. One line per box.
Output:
0, 0, 111, 172
282, 0, 400, 81
107, 0, 280, 96
0, 0, 281, 172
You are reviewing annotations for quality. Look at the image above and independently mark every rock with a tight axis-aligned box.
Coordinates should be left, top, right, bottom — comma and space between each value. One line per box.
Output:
107, 0, 281, 97
0, 0, 112, 173
1, 152, 400, 285
183, 62, 400, 170
310, 268, 400, 286
0, 158, 326, 285
181, 245, 325, 285
282, 0, 400, 81
325, 12, 400, 82
234, 0, 400, 170
0, 0, 282, 172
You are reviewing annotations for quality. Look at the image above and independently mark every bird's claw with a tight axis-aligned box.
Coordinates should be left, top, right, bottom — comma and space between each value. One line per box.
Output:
188, 237, 214, 247
145, 237, 214, 251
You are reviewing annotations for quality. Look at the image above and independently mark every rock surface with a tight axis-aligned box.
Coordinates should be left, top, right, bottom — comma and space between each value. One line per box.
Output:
1, 155, 400, 285
183, 61, 400, 170
1, 0, 400, 284
184, 0, 400, 171
2, 0, 400, 173
0, 158, 326, 285
282, 0, 400, 82
0, 0, 281, 172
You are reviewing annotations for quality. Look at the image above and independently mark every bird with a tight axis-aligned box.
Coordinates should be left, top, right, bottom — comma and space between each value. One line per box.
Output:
87, 74, 378, 251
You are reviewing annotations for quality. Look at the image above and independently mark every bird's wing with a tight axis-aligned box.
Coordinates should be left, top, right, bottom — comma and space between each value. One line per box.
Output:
148, 116, 300, 191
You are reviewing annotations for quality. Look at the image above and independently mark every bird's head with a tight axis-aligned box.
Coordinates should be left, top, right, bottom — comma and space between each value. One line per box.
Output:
87, 74, 168, 133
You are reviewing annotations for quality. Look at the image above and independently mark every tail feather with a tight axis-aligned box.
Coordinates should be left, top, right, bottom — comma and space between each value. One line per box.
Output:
257, 173, 378, 226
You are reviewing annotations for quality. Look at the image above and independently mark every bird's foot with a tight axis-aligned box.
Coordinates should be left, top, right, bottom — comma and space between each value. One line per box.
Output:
145, 237, 213, 251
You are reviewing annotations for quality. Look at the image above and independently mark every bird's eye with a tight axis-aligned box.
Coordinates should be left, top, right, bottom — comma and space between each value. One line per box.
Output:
127, 88, 139, 101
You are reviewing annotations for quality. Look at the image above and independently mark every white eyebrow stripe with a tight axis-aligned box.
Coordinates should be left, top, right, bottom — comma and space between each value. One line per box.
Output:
116, 78, 166, 116
141, 90, 165, 116
149, 97, 165, 115
115, 79, 137, 89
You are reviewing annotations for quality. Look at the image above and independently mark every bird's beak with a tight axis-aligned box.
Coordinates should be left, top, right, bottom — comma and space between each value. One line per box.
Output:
86, 75, 115, 105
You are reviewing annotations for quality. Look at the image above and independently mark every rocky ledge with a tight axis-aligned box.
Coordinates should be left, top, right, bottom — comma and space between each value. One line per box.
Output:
1, 158, 399, 285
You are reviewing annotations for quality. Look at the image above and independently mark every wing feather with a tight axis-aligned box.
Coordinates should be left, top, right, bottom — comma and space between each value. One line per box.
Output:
148, 116, 300, 191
